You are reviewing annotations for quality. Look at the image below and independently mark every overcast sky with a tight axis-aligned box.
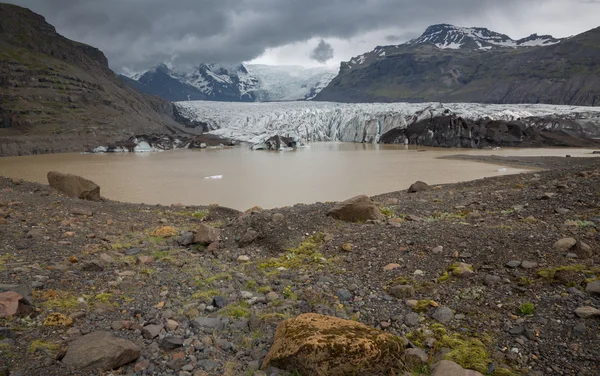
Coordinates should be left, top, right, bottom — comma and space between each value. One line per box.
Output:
5, 0, 600, 73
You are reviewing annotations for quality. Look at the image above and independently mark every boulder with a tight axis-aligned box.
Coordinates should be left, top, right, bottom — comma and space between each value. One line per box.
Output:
261, 313, 405, 376
431, 360, 484, 376
575, 306, 600, 319
193, 224, 221, 245
389, 285, 415, 299
62, 331, 140, 370
327, 195, 385, 223
408, 181, 429, 193
586, 280, 600, 296
47, 171, 101, 201
0, 284, 34, 317
553, 238, 577, 253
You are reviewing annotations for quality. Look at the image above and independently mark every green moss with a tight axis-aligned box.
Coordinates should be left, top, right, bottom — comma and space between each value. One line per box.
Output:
192, 289, 219, 302
38, 290, 79, 311
195, 273, 232, 287
518, 277, 533, 286
380, 207, 394, 217
537, 264, 600, 279
437, 271, 450, 283
27, 340, 59, 354
193, 209, 210, 219
413, 300, 433, 312
258, 233, 327, 270
443, 338, 490, 373
257, 286, 272, 294
94, 293, 113, 304
220, 302, 251, 319
518, 302, 535, 316
152, 250, 171, 260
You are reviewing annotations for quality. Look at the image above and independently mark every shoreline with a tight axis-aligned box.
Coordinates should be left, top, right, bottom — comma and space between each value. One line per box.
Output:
1, 155, 599, 375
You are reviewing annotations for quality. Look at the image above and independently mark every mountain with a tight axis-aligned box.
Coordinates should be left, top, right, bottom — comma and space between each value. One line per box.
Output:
314, 24, 600, 105
0, 3, 181, 156
245, 65, 338, 101
122, 64, 337, 102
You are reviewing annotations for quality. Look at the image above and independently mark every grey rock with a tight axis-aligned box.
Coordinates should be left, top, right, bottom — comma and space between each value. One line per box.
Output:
160, 336, 184, 350
0, 327, 16, 340
212, 296, 227, 309
484, 275, 501, 286
408, 181, 429, 193
81, 261, 103, 272
509, 326, 525, 335
573, 323, 587, 336
405, 348, 429, 367
142, 324, 163, 340
586, 280, 600, 296
326, 195, 385, 222
432, 306, 454, 323
177, 232, 195, 246
389, 285, 415, 299
505, 260, 521, 268
194, 224, 221, 245
239, 229, 260, 247
575, 306, 600, 319
198, 359, 220, 372
553, 238, 577, 253
272, 213, 285, 222
404, 313, 420, 327
191, 317, 224, 332
336, 289, 353, 302
521, 261, 538, 269
62, 332, 140, 371
0, 284, 32, 305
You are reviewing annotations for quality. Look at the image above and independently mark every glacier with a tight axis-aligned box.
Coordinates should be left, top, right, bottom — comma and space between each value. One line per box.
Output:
174, 101, 600, 146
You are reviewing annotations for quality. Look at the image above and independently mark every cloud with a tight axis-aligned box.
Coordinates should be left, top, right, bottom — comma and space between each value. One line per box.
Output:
309, 39, 335, 63
4, 0, 600, 72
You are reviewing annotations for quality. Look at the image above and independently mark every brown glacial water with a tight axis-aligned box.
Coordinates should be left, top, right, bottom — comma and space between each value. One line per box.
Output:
0, 143, 597, 210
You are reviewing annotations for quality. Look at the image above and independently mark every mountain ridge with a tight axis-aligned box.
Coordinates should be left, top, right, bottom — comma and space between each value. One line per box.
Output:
314, 24, 600, 105
121, 63, 337, 102
0, 3, 182, 156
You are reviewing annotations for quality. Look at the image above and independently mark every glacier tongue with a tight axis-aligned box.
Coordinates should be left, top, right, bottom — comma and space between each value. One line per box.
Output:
173, 101, 600, 145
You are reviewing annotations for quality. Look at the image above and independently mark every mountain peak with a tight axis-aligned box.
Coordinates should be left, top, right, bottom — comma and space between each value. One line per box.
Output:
407, 24, 560, 50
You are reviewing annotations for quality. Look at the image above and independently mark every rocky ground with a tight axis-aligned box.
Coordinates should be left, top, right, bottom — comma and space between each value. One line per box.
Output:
1, 155, 600, 376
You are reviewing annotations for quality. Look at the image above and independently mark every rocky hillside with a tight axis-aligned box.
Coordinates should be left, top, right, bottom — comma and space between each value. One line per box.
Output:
314, 24, 600, 105
0, 3, 181, 156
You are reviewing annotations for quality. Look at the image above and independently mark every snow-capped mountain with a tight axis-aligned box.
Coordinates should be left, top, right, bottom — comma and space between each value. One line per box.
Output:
174, 101, 600, 146
121, 63, 337, 102
245, 65, 338, 101
407, 24, 561, 50
315, 24, 600, 104
340, 24, 562, 71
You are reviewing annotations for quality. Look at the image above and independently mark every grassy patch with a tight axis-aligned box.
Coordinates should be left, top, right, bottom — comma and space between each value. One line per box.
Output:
27, 339, 59, 354
220, 302, 251, 319
192, 289, 219, 302
380, 207, 395, 217
537, 264, 600, 279
519, 302, 535, 316
258, 233, 327, 270
193, 209, 210, 219
35, 290, 79, 311
195, 273, 232, 287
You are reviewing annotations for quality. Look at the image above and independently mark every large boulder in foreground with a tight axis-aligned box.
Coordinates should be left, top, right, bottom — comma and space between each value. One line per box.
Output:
47, 171, 101, 201
261, 313, 405, 376
62, 331, 140, 370
327, 195, 385, 222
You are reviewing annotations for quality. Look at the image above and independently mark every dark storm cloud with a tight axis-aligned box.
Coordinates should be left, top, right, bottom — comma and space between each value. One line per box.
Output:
1, 0, 578, 71
310, 39, 334, 63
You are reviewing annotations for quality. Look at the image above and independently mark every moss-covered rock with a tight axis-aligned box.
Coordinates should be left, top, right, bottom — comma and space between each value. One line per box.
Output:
261, 313, 405, 375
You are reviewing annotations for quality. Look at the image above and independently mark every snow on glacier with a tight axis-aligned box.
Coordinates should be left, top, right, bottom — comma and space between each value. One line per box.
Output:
174, 101, 600, 144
